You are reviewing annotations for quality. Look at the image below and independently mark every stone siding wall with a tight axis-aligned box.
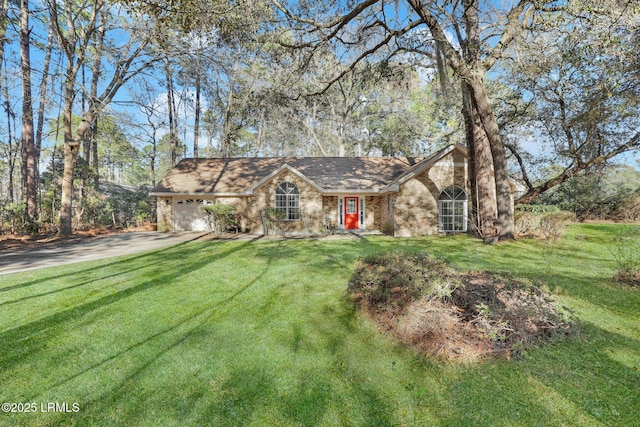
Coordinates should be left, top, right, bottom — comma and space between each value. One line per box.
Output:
393, 150, 468, 237
380, 194, 395, 235
249, 170, 324, 234
322, 196, 339, 230
156, 197, 173, 232
364, 196, 382, 231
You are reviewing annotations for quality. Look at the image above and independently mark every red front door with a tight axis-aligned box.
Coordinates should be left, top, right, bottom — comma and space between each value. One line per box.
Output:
344, 197, 359, 229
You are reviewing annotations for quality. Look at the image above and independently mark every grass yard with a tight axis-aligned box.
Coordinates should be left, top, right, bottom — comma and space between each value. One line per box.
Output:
1, 224, 639, 426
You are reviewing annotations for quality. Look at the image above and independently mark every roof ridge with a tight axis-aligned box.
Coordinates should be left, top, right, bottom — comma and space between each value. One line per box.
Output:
151, 147, 465, 196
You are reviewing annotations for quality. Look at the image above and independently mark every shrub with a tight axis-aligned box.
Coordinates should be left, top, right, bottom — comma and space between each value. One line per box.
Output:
514, 206, 574, 241
259, 208, 286, 235
538, 211, 575, 241
0, 202, 28, 234
382, 218, 395, 236
348, 252, 462, 312
609, 226, 640, 286
514, 204, 561, 215
82, 184, 155, 229
202, 204, 238, 234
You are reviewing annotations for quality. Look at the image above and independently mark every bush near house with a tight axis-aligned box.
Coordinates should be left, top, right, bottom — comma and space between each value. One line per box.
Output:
202, 204, 239, 234
532, 168, 640, 222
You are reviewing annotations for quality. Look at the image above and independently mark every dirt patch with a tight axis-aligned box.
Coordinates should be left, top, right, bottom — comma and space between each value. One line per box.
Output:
349, 254, 573, 362
616, 271, 640, 287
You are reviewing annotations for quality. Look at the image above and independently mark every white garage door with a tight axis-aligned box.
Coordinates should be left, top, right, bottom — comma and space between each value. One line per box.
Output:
173, 199, 212, 231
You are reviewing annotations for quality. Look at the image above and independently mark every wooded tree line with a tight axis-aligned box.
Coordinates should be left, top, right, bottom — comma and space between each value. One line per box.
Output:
0, 0, 638, 237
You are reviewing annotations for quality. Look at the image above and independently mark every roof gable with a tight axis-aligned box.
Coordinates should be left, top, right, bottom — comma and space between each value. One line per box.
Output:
382, 144, 467, 193
247, 163, 324, 193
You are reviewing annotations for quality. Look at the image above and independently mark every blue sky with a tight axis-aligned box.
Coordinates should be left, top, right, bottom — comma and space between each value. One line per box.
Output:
1, 0, 638, 171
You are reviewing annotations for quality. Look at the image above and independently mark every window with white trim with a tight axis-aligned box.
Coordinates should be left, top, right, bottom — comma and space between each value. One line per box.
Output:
275, 182, 300, 220
438, 186, 468, 232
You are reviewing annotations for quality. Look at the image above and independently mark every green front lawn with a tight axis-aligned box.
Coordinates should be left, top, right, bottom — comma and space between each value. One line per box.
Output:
1, 224, 639, 426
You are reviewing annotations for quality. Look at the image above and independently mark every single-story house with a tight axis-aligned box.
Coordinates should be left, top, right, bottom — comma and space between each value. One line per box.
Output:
150, 144, 470, 237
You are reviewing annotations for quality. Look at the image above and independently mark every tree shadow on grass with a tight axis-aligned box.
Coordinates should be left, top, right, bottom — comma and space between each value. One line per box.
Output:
0, 260, 165, 307
531, 323, 640, 423
29, 258, 263, 392
402, 233, 639, 326
26, 251, 274, 423
433, 320, 640, 426
191, 305, 396, 426
0, 239, 260, 374
249, 236, 401, 278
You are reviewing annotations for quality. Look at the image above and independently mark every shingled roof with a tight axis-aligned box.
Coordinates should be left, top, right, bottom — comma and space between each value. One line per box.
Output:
150, 145, 466, 195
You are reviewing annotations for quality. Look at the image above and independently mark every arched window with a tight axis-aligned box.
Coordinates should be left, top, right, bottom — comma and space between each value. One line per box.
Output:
275, 182, 300, 220
438, 186, 468, 232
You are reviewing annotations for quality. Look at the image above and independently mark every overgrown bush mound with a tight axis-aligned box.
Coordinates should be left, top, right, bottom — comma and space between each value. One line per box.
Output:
348, 253, 573, 361
348, 252, 462, 313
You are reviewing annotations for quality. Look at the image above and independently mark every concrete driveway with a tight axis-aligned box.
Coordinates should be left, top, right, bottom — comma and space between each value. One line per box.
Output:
0, 232, 206, 276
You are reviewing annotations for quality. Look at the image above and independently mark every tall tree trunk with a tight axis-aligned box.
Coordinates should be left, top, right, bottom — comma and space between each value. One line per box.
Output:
82, 64, 90, 163
0, 0, 8, 77
337, 127, 345, 156
461, 0, 497, 236
220, 60, 241, 158
193, 73, 200, 158
20, 0, 37, 223
164, 58, 179, 165
52, 0, 154, 236
35, 22, 55, 218
407, 0, 518, 240
91, 120, 99, 189
4, 72, 15, 203
461, 85, 478, 231
463, 81, 498, 235
59, 68, 78, 237
60, 106, 96, 236
60, 142, 79, 236
256, 110, 265, 156
78, 63, 87, 217
150, 128, 157, 185
221, 81, 235, 158
468, 77, 514, 239
472, 102, 498, 234
89, 18, 105, 190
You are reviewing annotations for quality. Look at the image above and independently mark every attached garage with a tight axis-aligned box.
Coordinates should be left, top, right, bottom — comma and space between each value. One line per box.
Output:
173, 199, 212, 231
